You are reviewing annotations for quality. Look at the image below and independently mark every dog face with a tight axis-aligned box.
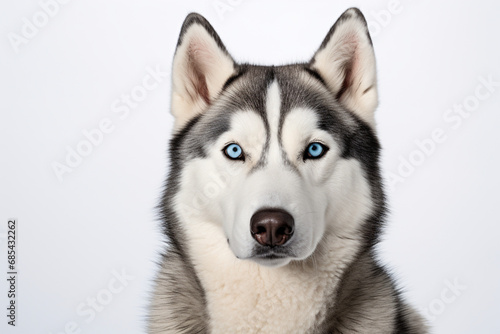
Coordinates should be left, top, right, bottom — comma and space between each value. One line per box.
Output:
169, 9, 382, 267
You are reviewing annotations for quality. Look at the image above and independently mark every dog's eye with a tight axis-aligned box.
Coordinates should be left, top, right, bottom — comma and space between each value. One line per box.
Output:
223, 143, 245, 161
304, 142, 328, 160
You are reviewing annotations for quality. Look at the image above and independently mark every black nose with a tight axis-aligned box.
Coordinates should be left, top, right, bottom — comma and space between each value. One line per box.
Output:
250, 209, 294, 247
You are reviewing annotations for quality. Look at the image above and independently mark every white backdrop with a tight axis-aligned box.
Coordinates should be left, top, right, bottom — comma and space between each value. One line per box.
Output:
1, 0, 499, 333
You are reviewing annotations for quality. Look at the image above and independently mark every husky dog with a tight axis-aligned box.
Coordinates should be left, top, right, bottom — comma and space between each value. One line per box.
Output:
148, 8, 427, 334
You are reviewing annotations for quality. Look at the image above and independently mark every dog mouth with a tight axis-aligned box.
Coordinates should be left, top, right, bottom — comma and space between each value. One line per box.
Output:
253, 253, 288, 260
251, 246, 295, 260
249, 248, 294, 267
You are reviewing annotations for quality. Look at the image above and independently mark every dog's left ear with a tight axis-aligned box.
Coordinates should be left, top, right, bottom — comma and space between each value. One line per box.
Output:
171, 13, 236, 130
310, 8, 378, 126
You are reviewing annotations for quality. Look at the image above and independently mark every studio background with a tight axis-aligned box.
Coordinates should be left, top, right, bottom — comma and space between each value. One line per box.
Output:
1, 0, 499, 333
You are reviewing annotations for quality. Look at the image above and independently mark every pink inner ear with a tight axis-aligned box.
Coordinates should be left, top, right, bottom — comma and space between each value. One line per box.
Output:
335, 33, 360, 99
187, 41, 211, 105
193, 69, 210, 105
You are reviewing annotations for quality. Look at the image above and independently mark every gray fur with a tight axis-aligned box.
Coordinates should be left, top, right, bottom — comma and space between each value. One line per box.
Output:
316, 251, 428, 333
148, 248, 208, 334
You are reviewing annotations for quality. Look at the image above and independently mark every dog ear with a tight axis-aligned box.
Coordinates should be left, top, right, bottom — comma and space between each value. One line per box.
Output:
310, 8, 378, 126
171, 13, 236, 129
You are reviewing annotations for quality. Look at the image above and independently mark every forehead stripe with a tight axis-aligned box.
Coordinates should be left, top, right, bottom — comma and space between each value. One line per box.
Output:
266, 81, 281, 139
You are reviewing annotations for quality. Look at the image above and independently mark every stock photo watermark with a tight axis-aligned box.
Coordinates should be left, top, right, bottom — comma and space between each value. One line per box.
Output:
387, 74, 499, 190
7, 0, 73, 53
366, 0, 405, 37
213, 0, 407, 31
421, 277, 467, 322
212, 0, 245, 21
177, 165, 242, 219
51, 65, 168, 182
5, 219, 18, 327
48, 268, 134, 334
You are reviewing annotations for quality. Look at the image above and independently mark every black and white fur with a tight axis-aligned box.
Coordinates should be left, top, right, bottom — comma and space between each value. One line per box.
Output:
148, 8, 428, 334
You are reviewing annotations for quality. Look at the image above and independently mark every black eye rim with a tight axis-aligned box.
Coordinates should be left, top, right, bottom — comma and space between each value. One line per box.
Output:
222, 143, 245, 161
303, 142, 329, 161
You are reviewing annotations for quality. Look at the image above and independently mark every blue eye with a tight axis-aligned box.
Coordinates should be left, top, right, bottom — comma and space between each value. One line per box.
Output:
305, 142, 328, 160
224, 143, 244, 160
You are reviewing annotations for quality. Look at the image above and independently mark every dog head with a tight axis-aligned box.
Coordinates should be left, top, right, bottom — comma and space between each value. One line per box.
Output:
167, 8, 384, 267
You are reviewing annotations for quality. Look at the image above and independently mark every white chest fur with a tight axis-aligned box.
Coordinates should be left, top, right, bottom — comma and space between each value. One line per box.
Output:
184, 219, 360, 334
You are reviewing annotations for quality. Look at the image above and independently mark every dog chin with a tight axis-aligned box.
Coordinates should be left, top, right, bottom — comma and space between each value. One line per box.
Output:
251, 256, 292, 268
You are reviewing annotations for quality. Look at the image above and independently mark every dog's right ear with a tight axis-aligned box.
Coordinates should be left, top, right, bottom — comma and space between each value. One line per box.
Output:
310, 8, 378, 127
171, 13, 236, 130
